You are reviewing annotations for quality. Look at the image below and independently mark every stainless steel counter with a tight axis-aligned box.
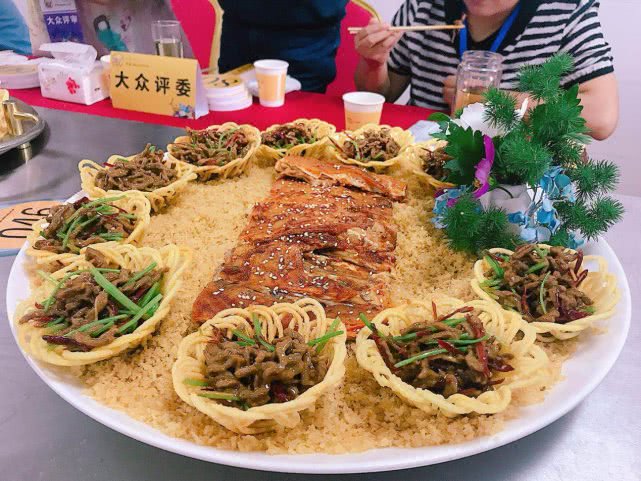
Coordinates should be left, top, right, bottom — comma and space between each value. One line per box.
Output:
1, 107, 639, 481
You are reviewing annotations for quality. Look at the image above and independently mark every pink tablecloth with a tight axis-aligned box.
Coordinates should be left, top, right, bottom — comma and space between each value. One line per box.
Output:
10, 88, 433, 131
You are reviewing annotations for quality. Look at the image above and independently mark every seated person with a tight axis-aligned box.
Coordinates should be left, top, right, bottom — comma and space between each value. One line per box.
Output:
217, 0, 348, 93
354, 0, 618, 140
0, 0, 31, 54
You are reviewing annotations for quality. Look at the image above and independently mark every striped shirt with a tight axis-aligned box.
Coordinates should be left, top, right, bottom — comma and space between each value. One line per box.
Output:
388, 0, 615, 111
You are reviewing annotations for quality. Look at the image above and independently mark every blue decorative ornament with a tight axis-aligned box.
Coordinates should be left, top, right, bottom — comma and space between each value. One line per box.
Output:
540, 166, 575, 202
432, 187, 469, 228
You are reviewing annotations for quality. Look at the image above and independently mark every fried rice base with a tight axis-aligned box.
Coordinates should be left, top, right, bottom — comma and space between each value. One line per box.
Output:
53, 166, 569, 453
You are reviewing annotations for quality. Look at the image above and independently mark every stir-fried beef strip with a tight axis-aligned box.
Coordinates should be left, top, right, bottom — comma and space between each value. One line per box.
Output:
197, 327, 330, 409
365, 307, 513, 398
481, 245, 594, 324
333, 128, 401, 162
170, 127, 251, 167
20, 248, 165, 352
261, 122, 317, 149
95, 144, 178, 192
420, 146, 451, 180
34, 197, 137, 254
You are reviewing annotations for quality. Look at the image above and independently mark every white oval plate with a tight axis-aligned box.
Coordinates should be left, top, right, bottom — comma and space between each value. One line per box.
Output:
6, 237, 631, 474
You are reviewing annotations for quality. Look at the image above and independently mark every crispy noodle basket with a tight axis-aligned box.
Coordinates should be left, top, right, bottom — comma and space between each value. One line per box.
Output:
404, 139, 456, 190
25, 192, 151, 270
166, 122, 261, 181
172, 298, 347, 434
255, 118, 336, 163
78, 154, 197, 213
471, 245, 620, 342
15, 242, 191, 366
330, 123, 414, 172
355, 294, 548, 417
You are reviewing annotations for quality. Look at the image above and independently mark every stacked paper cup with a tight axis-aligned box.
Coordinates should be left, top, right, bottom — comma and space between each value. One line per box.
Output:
205, 73, 252, 111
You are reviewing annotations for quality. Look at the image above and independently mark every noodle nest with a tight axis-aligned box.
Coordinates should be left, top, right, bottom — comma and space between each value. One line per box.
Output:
403, 139, 456, 191
167, 122, 261, 180
78, 155, 197, 213
471, 245, 620, 342
26, 192, 151, 270
330, 123, 414, 172
15, 242, 191, 366
254, 118, 336, 163
172, 298, 347, 434
355, 294, 548, 416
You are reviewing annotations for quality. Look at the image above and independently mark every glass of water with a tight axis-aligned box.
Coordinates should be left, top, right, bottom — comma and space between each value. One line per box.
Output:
151, 20, 184, 58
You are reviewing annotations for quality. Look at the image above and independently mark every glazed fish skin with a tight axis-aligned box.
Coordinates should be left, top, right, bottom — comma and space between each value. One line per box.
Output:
192, 158, 406, 333
275, 155, 407, 201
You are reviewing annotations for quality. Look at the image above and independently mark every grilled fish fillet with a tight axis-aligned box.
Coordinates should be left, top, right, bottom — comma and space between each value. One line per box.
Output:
275, 155, 406, 201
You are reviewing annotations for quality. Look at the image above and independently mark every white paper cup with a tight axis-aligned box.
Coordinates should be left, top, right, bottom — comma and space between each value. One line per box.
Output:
254, 59, 288, 107
343, 91, 385, 131
100, 54, 111, 94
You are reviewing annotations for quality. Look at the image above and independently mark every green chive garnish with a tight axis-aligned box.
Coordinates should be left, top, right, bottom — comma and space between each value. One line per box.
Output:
232, 329, 256, 345
124, 262, 157, 287
252, 314, 275, 352
90, 267, 141, 314
183, 378, 210, 387
308, 330, 344, 347
484, 255, 504, 278
138, 281, 161, 307
394, 348, 449, 368
540, 272, 551, 314
526, 261, 548, 274
197, 392, 241, 401
118, 293, 163, 334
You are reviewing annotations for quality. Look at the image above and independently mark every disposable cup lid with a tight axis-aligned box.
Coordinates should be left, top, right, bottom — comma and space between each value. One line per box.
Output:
343, 91, 385, 106
254, 59, 289, 71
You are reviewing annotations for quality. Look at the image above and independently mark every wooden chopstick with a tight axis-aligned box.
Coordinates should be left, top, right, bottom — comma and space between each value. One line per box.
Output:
348, 24, 463, 34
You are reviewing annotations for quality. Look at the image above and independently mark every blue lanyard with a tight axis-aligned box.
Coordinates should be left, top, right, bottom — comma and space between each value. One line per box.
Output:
459, 2, 521, 57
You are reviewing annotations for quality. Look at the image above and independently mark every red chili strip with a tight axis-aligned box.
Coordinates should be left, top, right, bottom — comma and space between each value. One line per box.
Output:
521, 286, 530, 315
41, 335, 91, 351
104, 162, 114, 168
437, 339, 461, 355
575, 269, 588, 287
573, 251, 584, 274
372, 333, 397, 373
467, 316, 490, 377
438, 305, 474, 322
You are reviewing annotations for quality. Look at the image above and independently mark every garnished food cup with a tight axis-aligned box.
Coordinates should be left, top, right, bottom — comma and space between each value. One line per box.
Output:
404, 139, 456, 191
472, 244, 620, 341
167, 122, 261, 180
79, 144, 197, 213
355, 295, 548, 416
26, 192, 151, 269
329, 124, 414, 172
15, 243, 190, 366
256, 119, 336, 163
172, 298, 347, 434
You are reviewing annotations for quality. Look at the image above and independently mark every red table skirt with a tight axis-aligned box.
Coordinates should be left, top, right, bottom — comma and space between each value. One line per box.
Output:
10, 88, 433, 131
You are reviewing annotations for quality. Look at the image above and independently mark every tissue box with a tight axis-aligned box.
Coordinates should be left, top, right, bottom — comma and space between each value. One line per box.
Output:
37, 42, 108, 105
38, 61, 107, 105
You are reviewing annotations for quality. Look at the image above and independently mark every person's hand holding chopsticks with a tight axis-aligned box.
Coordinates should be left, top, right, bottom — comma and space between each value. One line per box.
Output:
354, 19, 403, 68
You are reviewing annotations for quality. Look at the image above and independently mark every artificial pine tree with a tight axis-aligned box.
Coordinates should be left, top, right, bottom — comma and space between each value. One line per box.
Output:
430, 53, 622, 254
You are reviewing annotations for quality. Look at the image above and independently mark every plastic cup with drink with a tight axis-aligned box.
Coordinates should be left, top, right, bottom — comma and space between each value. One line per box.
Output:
253, 59, 289, 108
342, 92, 385, 131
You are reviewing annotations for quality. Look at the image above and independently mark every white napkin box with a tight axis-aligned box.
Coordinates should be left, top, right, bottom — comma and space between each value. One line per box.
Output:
37, 42, 108, 105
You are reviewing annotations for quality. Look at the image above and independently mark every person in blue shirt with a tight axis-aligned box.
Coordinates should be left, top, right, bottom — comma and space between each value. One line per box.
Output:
217, 0, 348, 93
0, 0, 32, 55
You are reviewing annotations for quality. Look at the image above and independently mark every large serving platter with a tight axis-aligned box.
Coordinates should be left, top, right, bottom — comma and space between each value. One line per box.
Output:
5, 192, 631, 474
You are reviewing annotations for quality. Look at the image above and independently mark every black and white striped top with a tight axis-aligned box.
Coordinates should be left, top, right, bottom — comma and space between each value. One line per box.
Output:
388, 0, 614, 111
